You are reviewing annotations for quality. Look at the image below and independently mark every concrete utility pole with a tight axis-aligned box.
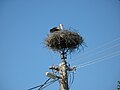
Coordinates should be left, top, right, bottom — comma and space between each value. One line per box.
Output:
59, 51, 69, 90
47, 50, 75, 90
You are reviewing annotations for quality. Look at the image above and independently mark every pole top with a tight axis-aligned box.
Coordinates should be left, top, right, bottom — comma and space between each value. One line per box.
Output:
60, 50, 67, 61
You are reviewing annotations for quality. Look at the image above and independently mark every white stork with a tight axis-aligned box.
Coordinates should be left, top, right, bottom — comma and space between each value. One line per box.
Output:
50, 24, 63, 33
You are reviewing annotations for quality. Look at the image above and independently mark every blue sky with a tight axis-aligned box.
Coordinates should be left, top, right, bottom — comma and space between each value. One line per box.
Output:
0, 0, 120, 90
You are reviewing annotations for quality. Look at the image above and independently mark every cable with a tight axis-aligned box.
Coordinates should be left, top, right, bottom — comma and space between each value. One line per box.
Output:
28, 85, 43, 90
80, 53, 120, 68
79, 50, 120, 66
38, 79, 59, 90
38, 78, 51, 90
28, 78, 51, 90
70, 72, 74, 89
70, 42, 120, 64
77, 51, 120, 68
76, 51, 120, 69
68, 71, 75, 89
78, 48, 119, 66
71, 43, 120, 64
68, 71, 71, 89
70, 36, 120, 64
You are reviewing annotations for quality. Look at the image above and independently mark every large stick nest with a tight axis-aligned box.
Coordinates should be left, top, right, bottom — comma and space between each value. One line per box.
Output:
44, 30, 84, 53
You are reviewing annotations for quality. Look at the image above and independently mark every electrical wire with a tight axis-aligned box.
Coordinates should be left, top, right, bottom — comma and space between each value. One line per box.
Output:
78, 51, 120, 68
68, 71, 74, 89
70, 36, 120, 64
79, 53, 120, 68
68, 71, 71, 89
78, 50, 120, 67
70, 72, 74, 89
38, 79, 59, 90
28, 85, 43, 90
77, 50, 119, 65
71, 43, 120, 64
40, 79, 58, 90
71, 72, 74, 87
76, 51, 120, 69
28, 78, 51, 90
71, 44, 120, 65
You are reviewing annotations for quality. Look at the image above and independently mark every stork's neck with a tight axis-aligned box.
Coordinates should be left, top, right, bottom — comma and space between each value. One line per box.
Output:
59, 24, 63, 30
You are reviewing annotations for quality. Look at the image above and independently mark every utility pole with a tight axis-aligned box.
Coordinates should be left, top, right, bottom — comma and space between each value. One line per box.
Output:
47, 50, 75, 90
59, 50, 69, 90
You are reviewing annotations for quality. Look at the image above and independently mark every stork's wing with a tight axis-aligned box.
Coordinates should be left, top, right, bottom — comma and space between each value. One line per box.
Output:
50, 27, 60, 33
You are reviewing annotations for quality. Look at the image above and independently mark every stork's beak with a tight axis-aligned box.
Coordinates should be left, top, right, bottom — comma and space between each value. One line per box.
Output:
60, 24, 63, 26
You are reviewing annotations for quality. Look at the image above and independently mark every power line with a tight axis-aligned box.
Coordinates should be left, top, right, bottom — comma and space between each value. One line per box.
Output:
70, 36, 120, 64
80, 53, 120, 68
77, 48, 120, 67
68, 71, 74, 89
79, 50, 120, 66
71, 43, 120, 64
28, 78, 51, 90
76, 51, 120, 69
38, 79, 59, 90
